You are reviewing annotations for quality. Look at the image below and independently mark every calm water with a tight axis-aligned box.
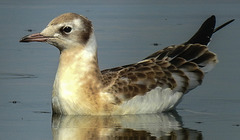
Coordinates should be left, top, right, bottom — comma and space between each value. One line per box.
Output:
0, 0, 240, 139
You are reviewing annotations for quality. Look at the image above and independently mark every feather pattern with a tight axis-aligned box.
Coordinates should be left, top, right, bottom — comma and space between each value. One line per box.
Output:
101, 44, 217, 105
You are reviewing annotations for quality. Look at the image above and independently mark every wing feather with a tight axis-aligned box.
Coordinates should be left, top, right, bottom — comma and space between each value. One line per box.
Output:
101, 44, 217, 104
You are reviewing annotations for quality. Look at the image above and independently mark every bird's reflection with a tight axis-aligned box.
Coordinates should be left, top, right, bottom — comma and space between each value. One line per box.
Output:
52, 111, 202, 140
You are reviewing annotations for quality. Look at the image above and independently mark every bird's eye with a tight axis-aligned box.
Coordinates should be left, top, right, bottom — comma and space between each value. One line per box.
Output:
61, 26, 72, 33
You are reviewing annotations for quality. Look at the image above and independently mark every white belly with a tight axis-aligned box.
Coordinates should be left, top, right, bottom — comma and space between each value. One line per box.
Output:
114, 87, 183, 115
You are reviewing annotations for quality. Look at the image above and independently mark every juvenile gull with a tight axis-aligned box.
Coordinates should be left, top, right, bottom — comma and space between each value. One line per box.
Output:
20, 13, 234, 115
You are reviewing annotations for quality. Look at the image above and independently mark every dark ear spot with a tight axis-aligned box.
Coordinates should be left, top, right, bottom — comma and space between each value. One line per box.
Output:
79, 16, 93, 44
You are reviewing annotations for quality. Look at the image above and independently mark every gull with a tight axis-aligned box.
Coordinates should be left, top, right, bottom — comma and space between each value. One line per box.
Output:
20, 13, 234, 115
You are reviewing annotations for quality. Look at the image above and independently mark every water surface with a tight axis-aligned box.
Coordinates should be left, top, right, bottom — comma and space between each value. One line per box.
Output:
0, 0, 239, 139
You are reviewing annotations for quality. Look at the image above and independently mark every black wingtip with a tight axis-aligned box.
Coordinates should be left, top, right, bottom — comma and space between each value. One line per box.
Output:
184, 15, 234, 45
184, 15, 216, 45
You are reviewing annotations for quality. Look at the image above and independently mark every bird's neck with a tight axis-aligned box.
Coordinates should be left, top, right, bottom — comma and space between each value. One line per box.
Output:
57, 33, 101, 83
58, 46, 101, 83
52, 34, 103, 114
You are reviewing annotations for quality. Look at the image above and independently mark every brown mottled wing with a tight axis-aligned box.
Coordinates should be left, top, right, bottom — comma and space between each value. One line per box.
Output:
101, 44, 217, 103
101, 59, 177, 102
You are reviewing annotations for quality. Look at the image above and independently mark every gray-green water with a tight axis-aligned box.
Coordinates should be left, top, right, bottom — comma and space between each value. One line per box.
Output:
0, 0, 239, 139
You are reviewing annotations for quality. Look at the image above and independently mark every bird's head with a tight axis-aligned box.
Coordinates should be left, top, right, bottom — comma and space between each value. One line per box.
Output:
20, 13, 93, 51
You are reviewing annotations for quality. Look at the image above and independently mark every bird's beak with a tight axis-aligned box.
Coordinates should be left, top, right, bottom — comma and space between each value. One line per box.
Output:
19, 33, 49, 42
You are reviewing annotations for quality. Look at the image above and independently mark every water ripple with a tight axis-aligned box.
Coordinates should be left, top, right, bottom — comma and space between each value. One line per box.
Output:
0, 73, 37, 79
